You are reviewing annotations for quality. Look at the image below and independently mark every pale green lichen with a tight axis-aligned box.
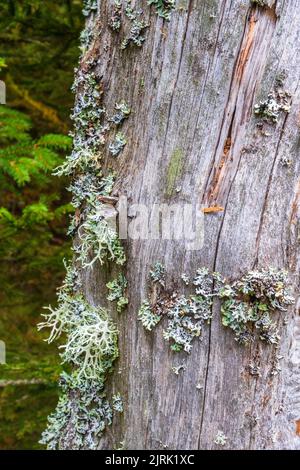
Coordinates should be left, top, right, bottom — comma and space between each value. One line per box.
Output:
76, 200, 126, 268
138, 300, 162, 331
107, 274, 128, 313
254, 90, 291, 124
220, 269, 294, 345
82, 0, 98, 17
109, 132, 127, 156
112, 393, 124, 413
138, 266, 294, 354
121, 19, 149, 49
109, 101, 131, 125
109, 1, 122, 31
214, 430, 227, 446
148, 0, 176, 20
150, 261, 165, 285
38, 1, 131, 449
39, 372, 113, 450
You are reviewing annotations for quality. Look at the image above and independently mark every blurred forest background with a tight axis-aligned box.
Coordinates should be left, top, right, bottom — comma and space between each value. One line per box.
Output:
0, 0, 83, 449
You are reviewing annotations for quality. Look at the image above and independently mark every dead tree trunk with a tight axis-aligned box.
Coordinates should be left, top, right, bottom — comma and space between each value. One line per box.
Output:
77, 0, 300, 450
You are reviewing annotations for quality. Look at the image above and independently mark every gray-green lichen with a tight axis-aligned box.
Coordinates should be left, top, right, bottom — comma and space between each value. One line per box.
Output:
148, 0, 176, 20
109, 132, 127, 156
109, 1, 122, 31
214, 430, 227, 446
109, 101, 131, 125
138, 266, 294, 354
220, 269, 294, 345
40, 372, 113, 450
121, 19, 149, 49
38, 2, 132, 449
82, 0, 98, 17
38, 262, 119, 449
112, 393, 124, 413
138, 266, 219, 353
107, 274, 128, 313
254, 87, 291, 124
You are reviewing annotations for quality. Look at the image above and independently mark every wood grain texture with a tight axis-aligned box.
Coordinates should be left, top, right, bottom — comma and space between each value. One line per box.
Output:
80, 0, 300, 449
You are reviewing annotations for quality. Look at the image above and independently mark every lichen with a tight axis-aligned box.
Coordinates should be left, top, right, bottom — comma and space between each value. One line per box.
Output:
138, 300, 162, 331
38, 1, 132, 449
214, 430, 227, 446
109, 101, 131, 125
39, 372, 113, 450
121, 19, 149, 49
138, 266, 218, 353
254, 87, 291, 124
107, 274, 128, 313
220, 269, 294, 345
76, 200, 126, 268
148, 0, 176, 20
150, 261, 165, 286
82, 0, 98, 17
109, 132, 127, 156
109, 1, 122, 31
112, 393, 124, 413
138, 266, 294, 355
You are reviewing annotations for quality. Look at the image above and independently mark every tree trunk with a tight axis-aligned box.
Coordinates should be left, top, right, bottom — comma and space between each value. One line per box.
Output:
78, 0, 300, 450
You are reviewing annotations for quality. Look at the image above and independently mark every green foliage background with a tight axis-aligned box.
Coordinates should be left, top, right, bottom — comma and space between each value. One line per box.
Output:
0, 0, 83, 449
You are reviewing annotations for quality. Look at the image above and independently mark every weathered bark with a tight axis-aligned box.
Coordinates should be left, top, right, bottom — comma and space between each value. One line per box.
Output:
81, 0, 300, 449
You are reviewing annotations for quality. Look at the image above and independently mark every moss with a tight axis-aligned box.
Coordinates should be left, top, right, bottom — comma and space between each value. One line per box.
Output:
165, 148, 184, 197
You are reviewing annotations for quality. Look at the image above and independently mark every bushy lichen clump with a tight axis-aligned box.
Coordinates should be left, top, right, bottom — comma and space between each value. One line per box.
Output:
148, 0, 175, 20
138, 265, 294, 353
220, 269, 294, 345
76, 200, 126, 268
38, 262, 119, 449
107, 274, 128, 313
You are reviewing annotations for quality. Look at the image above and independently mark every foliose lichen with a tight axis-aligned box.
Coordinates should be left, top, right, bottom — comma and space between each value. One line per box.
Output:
109, 1, 122, 31
148, 0, 176, 20
112, 393, 124, 413
254, 87, 291, 124
220, 269, 294, 345
39, 372, 113, 450
109, 132, 127, 156
82, 0, 98, 17
107, 274, 128, 313
138, 265, 294, 354
109, 101, 131, 125
214, 430, 227, 446
121, 19, 149, 49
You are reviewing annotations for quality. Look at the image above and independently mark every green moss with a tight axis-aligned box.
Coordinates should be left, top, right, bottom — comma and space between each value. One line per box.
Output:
165, 148, 184, 197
